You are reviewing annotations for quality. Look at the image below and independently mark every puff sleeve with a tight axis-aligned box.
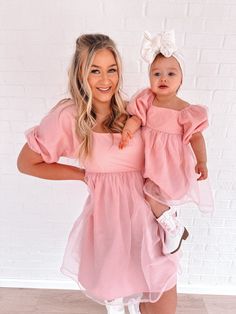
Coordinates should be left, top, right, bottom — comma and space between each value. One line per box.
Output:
126, 88, 154, 126
25, 100, 80, 163
179, 105, 209, 144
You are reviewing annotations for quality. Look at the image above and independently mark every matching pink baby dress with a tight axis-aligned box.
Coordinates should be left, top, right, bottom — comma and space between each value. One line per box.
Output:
25, 99, 179, 306
127, 88, 214, 213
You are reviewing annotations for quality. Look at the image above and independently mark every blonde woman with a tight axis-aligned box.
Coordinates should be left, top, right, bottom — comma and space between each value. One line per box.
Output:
17, 34, 179, 314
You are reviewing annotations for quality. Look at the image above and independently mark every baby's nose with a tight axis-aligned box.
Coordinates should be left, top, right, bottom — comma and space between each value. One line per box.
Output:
160, 76, 167, 81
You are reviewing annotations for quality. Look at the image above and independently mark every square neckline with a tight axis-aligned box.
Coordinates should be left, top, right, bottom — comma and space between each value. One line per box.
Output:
92, 130, 121, 135
151, 105, 190, 113
149, 92, 190, 113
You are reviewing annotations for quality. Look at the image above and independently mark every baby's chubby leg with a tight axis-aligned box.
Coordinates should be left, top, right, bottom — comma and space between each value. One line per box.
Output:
145, 194, 169, 218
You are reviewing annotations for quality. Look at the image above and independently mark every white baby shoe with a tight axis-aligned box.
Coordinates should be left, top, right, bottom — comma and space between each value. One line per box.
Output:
157, 209, 189, 254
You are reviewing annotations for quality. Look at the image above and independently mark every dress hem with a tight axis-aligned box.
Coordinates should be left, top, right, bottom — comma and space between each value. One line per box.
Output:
60, 266, 177, 306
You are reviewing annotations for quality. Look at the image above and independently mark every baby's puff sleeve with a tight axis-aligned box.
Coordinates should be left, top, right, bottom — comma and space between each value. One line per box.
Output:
126, 88, 153, 126
179, 105, 209, 144
25, 100, 79, 163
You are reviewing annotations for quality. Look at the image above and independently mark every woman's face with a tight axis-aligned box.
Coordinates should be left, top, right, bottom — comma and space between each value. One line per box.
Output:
87, 48, 119, 109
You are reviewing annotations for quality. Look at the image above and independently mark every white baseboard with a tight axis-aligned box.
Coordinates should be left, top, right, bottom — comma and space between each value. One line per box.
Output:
178, 285, 236, 296
0, 279, 78, 290
0, 279, 235, 296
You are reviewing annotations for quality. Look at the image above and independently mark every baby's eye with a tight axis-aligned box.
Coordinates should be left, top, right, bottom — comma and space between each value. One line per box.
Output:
154, 72, 161, 76
168, 72, 176, 76
91, 69, 100, 74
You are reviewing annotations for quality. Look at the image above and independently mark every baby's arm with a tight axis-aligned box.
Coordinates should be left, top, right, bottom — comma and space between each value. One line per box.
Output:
190, 132, 208, 180
119, 115, 142, 149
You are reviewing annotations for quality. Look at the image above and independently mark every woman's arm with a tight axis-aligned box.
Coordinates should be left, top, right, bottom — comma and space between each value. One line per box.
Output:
17, 143, 85, 181
189, 132, 208, 180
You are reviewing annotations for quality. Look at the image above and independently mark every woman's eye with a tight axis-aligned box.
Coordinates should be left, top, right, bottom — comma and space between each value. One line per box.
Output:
91, 69, 100, 74
108, 68, 117, 73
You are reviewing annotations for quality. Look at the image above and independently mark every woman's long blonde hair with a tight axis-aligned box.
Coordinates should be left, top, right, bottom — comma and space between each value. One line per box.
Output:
68, 33, 128, 161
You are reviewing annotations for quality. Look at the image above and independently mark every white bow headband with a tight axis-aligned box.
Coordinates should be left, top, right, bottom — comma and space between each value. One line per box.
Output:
140, 30, 184, 75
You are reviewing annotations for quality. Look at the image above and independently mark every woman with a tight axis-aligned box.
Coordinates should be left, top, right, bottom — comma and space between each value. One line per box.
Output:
17, 33, 179, 314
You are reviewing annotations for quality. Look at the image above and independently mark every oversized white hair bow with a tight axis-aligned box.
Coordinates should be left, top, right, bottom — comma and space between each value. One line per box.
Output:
141, 30, 178, 64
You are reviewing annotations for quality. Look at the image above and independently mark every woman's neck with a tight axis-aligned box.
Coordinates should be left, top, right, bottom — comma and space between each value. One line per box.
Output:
93, 102, 111, 122
93, 101, 111, 115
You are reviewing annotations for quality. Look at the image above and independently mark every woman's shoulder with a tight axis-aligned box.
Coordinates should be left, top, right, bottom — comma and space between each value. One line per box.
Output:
49, 98, 76, 112
48, 98, 77, 119
38, 98, 78, 133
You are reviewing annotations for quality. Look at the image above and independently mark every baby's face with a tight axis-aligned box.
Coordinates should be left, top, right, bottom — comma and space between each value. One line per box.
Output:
149, 55, 182, 97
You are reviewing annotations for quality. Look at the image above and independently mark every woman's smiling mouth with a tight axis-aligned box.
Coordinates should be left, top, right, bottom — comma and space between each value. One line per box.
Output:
97, 86, 112, 92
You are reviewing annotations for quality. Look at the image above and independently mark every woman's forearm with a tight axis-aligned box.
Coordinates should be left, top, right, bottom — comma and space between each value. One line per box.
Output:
19, 162, 85, 181
17, 143, 85, 181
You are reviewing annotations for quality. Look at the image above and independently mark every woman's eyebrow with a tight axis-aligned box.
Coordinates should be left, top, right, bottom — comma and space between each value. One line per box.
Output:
91, 64, 117, 68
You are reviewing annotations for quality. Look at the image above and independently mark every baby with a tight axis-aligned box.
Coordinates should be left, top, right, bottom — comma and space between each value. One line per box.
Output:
120, 30, 214, 255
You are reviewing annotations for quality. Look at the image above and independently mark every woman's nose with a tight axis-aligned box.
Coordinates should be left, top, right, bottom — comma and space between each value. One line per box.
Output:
100, 72, 109, 83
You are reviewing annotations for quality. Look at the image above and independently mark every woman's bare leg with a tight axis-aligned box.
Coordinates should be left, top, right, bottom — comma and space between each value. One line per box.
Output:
140, 286, 177, 314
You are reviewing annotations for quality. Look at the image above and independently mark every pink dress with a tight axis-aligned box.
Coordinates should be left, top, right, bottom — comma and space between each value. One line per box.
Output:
25, 99, 179, 306
127, 88, 214, 213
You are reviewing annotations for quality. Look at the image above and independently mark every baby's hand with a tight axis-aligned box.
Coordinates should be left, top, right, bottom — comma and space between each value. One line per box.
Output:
195, 162, 208, 180
119, 129, 133, 149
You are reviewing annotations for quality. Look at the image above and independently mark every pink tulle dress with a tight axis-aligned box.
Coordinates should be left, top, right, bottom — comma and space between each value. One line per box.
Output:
127, 88, 214, 213
25, 100, 179, 306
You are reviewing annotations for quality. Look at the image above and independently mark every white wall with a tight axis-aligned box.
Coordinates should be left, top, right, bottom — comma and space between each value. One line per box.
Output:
0, 0, 236, 295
